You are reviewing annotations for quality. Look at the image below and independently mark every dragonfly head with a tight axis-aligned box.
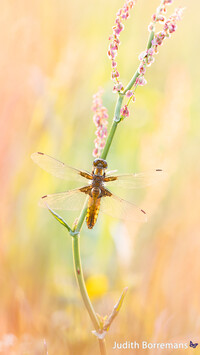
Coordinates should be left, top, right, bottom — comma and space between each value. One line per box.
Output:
93, 158, 107, 175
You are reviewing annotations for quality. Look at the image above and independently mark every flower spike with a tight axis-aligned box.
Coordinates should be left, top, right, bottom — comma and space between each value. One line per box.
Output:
92, 88, 109, 158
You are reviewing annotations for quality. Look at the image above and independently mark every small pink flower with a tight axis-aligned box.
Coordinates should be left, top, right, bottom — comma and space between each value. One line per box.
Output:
120, 105, 130, 119
126, 90, 133, 98
99, 140, 106, 149
93, 148, 99, 157
138, 51, 147, 61
168, 23, 177, 33
151, 37, 157, 46
164, 0, 173, 4
147, 56, 155, 66
138, 64, 146, 74
112, 70, 120, 79
147, 48, 154, 56
107, 50, 116, 60
113, 82, 124, 93
136, 76, 147, 86
148, 23, 154, 32
152, 13, 157, 22
93, 114, 100, 126
110, 42, 118, 50
157, 15, 165, 22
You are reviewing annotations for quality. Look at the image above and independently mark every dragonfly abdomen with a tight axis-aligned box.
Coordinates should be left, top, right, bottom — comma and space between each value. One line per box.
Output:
86, 195, 101, 229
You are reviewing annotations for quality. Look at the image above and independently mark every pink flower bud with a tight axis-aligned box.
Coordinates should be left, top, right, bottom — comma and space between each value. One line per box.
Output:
126, 90, 133, 98
168, 23, 177, 33
147, 55, 155, 66
116, 9, 122, 17
93, 148, 99, 157
112, 70, 120, 79
138, 51, 147, 61
147, 48, 154, 56
113, 82, 123, 93
139, 64, 146, 74
148, 23, 154, 32
136, 76, 147, 86
99, 140, 106, 149
152, 13, 157, 22
157, 15, 165, 22
93, 114, 101, 126
120, 105, 130, 118
164, 0, 173, 4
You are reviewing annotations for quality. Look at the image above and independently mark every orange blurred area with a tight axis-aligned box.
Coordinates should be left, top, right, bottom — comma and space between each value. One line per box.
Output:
0, 0, 200, 354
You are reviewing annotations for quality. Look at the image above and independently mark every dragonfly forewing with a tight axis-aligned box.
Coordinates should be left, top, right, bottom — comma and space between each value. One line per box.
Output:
105, 169, 166, 188
31, 152, 92, 182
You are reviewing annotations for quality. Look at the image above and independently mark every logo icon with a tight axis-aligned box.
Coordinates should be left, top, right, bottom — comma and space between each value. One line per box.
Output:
190, 341, 198, 349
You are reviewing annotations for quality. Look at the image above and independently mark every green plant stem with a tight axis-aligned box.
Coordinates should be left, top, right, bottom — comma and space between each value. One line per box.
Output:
72, 236, 107, 354
72, 201, 99, 328
147, 30, 154, 49
71, 201, 107, 355
72, 234, 99, 329
70, 22, 155, 355
101, 94, 122, 160
123, 69, 139, 94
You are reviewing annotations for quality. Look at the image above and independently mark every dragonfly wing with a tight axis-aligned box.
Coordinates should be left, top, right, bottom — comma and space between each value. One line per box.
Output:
100, 193, 147, 222
105, 169, 166, 188
106, 169, 118, 175
31, 152, 92, 182
39, 188, 88, 211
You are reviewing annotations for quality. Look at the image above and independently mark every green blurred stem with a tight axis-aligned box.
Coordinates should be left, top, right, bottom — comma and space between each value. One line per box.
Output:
72, 201, 99, 328
123, 69, 140, 94
72, 235, 99, 329
147, 30, 154, 49
101, 97, 121, 160
71, 201, 107, 355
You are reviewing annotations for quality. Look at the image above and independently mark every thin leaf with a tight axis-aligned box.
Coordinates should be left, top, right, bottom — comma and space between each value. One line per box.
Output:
92, 287, 128, 340
46, 205, 72, 234
103, 287, 128, 331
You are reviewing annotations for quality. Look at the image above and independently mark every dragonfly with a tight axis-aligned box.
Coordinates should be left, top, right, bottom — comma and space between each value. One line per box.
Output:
31, 152, 165, 229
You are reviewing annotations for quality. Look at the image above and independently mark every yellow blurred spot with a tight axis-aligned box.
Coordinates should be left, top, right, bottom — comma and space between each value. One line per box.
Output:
86, 274, 108, 299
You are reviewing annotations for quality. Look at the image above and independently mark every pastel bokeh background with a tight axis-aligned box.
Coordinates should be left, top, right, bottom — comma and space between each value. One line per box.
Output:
1, 0, 200, 354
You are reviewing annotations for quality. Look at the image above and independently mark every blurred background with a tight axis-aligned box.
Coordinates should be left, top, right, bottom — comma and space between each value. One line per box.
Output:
0, 0, 199, 353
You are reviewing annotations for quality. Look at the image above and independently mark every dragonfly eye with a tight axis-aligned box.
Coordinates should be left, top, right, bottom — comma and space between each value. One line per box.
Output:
93, 158, 108, 169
